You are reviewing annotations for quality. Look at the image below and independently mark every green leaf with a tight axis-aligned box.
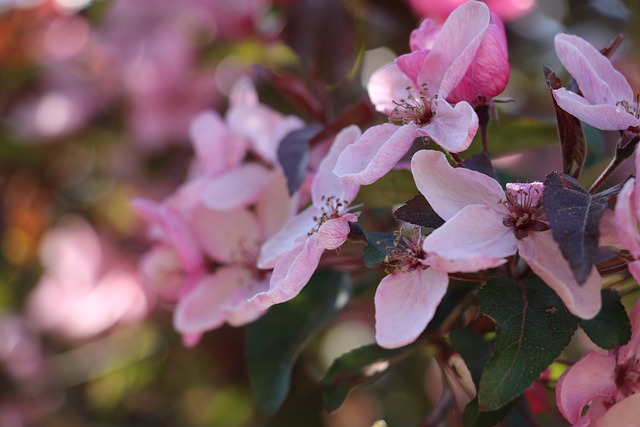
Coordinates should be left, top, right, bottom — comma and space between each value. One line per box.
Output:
450, 328, 492, 388
247, 272, 352, 414
467, 117, 559, 157
353, 170, 418, 208
477, 276, 578, 411
322, 343, 418, 411
362, 232, 395, 269
579, 289, 631, 349
464, 397, 516, 427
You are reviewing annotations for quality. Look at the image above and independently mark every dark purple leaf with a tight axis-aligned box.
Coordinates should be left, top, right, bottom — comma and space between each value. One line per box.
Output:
394, 195, 445, 229
543, 67, 586, 179
542, 172, 622, 284
463, 152, 497, 180
269, 73, 326, 122
278, 125, 322, 195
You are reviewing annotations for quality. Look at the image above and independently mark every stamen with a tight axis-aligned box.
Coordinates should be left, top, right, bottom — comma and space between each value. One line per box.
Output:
389, 84, 435, 125
308, 195, 350, 236
384, 226, 427, 272
500, 182, 548, 239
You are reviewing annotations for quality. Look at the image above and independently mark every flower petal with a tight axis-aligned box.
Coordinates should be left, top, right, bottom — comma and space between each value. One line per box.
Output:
317, 216, 353, 250
367, 62, 418, 115
552, 88, 640, 131
411, 149, 506, 220
203, 163, 273, 210
374, 268, 448, 349
614, 178, 640, 257
517, 230, 602, 319
256, 169, 296, 240
189, 110, 246, 176
250, 236, 325, 310
424, 99, 478, 153
597, 394, 640, 427
556, 350, 617, 425
333, 123, 419, 185
396, 50, 430, 85
555, 33, 634, 106
226, 276, 270, 327
409, 19, 441, 51
424, 204, 517, 263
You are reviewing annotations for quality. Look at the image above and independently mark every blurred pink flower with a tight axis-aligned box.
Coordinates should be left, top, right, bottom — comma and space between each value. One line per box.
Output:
553, 34, 640, 133
27, 217, 150, 340
333, 1, 490, 185
556, 301, 640, 426
614, 148, 640, 282
250, 125, 362, 310
412, 149, 602, 319
406, 0, 535, 22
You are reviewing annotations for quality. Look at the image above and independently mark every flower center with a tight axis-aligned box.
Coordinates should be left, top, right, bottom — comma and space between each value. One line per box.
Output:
389, 84, 435, 126
384, 226, 427, 272
308, 195, 349, 236
616, 359, 640, 399
616, 95, 640, 119
500, 182, 549, 239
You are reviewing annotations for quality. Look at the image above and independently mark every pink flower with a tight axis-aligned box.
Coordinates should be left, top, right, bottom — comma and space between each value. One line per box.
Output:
614, 148, 640, 282
412, 150, 602, 319
406, 0, 535, 22
553, 34, 640, 132
556, 301, 640, 426
249, 126, 362, 310
333, 1, 490, 185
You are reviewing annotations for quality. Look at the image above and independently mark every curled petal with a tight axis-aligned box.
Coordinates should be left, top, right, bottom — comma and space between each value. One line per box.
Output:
374, 268, 448, 349
226, 277, 270, 327
250, 236, 325, 310
203, 163, 273, 210
517, 231, 602, 319
555, 34, 634, 106
553, 89, 640, 131
333, 123, 419, 185
317, 216, 355, 250
556, 350, 617, 425
424, 99, 478, 153
411, 150, 506, 220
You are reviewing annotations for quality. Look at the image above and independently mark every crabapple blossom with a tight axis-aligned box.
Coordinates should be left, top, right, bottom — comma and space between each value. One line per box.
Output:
412, 149, 603, 319
614, 147, 640, 282
333, 1, 491, 185
556, 300, 640, 426
406, 0, 535, 22
553, 33, 640, 133
249, 125, 362, 310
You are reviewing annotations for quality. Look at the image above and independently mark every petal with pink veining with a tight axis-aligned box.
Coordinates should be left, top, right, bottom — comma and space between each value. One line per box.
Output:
367, 62, 418, 115
409, 19, 441, 51
555, 34, 634, 106
374, 268, 448, 349
419, 1, 490, 99
333, 123, 419, 185
250, 236, 325, 310
312, 125, 361, 206
317, 215, 356, 250
411, 150, 506, 220
396, 50, 430, 86
553, 89, 640, 131
425, 252, 507, 273
424, 204, 517, 262
424, 99, 478, 153
517, 230, 602, 319
556, 349, 617, 425
203, 163, 273, 210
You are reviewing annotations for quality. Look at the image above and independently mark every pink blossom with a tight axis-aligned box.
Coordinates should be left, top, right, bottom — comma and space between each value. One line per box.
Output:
556, 301, 640, 426
406, 0, 535, 22
614, 148, 640, 282
412, 150, 602, 319
249, 126, 362, 310
553, 34, 640, 132
26, 217, 150, 340
333, 1, 490, 185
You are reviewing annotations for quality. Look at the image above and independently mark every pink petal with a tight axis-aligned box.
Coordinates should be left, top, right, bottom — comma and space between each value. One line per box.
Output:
618, 300, 640, 364
396, 50, 430, 85
614, 178, 640, 257
332, 123, 419, 185
424, 204, 517, 262
556, 350, 617, 425
425, 252, 507, 273
411, 150, 506, 220
419, 1, 491, 99
599, 208, 624, 249
317, 217, 353, 250
189, 110, 246, 177
191, 206, 261, 264
229, 76, 258, 108
367, 62, 418, 115
517, 231, 602, 319
374, 268, 449, 349
256, 169, 295, 240
203, 163, 273, 210
552, 88, 640, 131
174, 267, 252, 334
597, 394, 640, 427
312, 125, 361, 206
424, 99, 478, 153
409, 19, 442, 51
257, 205, 318, 269
226, 276, 270, 327
555, 34, 634, 107
250, 236, 325, 310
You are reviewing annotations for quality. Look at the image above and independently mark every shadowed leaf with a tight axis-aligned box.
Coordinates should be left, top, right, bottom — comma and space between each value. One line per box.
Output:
579, 289, 631, 349
277, 125, 322, 195
394, 195, 445, 229
463, 152, 497, 180
363, 232, 396, 269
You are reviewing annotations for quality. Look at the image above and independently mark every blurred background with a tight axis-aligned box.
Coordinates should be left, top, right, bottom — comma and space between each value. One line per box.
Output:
0, 0, 638, 425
